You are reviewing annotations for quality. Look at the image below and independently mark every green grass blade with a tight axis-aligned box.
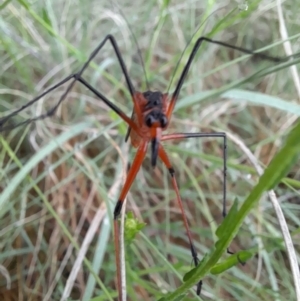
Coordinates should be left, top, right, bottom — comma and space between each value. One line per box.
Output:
162, 119, 300, 300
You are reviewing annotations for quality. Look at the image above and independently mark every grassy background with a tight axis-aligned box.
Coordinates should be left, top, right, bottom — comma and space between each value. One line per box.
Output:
0, 0, 300, 300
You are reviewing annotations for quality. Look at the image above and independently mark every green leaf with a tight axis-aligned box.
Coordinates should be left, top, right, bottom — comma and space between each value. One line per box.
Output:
157, 295, 189, 301
173, 295, 187, 301
210, 250, 254, 275
41, 8, 53, 35
124, 212, 146, 242
266, 151, 299, 190
0, 0, 13, 10
162, 119, 300, 300
183, 253, 209, 282
222, 89, 300, 116
17, 0, 30, 9
215, 198, 239, 239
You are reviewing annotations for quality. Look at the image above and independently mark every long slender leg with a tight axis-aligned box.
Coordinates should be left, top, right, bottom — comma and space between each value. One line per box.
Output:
161, 132, 227, 294
113, 141, 148, 301
162, 132, 227, 216
0, 35, 136, 131
0, 75, 139, 133
0, 74, 74, 129
167, 36, 298, 119
158, 144, 202, 294
162, 132, 242, 266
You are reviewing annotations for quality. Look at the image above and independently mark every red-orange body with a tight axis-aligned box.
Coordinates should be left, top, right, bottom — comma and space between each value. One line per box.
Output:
0, 31, 284, 301
129, 91, 169, 148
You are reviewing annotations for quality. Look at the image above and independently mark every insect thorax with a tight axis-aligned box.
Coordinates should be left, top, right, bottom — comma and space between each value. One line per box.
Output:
141, 91, 168, 128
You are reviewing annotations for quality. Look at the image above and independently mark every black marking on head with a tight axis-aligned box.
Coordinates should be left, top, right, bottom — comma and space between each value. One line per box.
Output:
142, 91, 168, 128
160, 115, 168, 127
151, 138, 159, 167
143, 91, 163, 109
145, 110, 168, 128
145, 113, 156, 127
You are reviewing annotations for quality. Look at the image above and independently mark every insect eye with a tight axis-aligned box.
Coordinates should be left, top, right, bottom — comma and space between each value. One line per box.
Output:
160, 116, 168, 127
145, 115, 155, 127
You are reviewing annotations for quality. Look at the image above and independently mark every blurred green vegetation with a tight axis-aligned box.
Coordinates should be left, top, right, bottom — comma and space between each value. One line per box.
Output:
0, 0, 299, 300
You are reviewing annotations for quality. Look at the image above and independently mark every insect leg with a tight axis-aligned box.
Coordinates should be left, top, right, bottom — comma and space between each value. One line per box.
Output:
113, 140, 148, 301
0, 74, 139, 132
158, 144, 202, 295
0, 34, 136, 132
161, 132, 227, 294
162, 132, 227, 216
167, 36, 298, 119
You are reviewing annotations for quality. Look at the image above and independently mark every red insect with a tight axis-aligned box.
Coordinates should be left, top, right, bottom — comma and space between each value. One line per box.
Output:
0, 34, 296, 300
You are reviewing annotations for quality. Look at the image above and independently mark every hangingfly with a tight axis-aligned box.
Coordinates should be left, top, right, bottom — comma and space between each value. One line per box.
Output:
1, 29, 299, 301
